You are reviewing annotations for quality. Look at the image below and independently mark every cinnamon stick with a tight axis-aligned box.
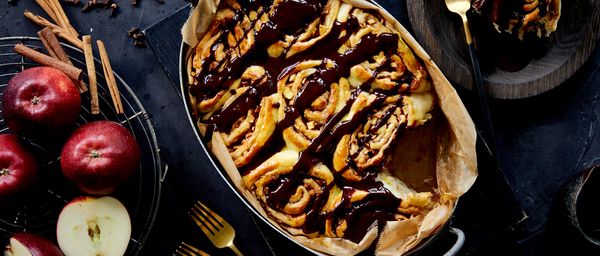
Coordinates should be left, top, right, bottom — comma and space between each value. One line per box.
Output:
14, 44, 82, 81
97, 40, 124, 114
39, 27, 88, 93
46, 0, 79, 37
82, 36, 99, 114
37, 30, 58, 58
24, 10, 83, 49
34, 0, 59, 26
39, 27, 68, 63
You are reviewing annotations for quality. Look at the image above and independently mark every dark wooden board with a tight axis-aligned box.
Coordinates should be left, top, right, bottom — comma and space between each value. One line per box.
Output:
407, 0, 600, 99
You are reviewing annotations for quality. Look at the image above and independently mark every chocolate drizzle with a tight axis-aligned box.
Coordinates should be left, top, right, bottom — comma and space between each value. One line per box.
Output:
191, 0, 418, 242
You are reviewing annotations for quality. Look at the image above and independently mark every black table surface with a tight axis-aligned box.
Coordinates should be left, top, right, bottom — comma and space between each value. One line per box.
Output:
1, 1, 600, 255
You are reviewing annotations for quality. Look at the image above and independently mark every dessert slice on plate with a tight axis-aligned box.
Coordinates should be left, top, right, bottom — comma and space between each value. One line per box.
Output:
472, 0, 561, 39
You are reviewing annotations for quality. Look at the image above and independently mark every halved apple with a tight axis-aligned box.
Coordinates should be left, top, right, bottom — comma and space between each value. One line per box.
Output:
56, 196, 131, 256
4, 232, 63, 256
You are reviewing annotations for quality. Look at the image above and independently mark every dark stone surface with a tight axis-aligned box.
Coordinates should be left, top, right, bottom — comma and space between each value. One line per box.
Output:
1, 0, 600, 255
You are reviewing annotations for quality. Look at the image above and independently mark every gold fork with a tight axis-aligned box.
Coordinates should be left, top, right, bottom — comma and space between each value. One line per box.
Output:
445, 0, 498, 156
189, 201, 243, 256
173, 241, 210, 256
445, 0, 474, 45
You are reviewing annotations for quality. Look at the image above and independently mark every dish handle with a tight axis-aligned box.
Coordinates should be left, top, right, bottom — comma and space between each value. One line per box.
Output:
443, 227, 465, 256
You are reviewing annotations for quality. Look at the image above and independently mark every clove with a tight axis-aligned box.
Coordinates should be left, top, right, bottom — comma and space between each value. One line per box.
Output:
82, 0, 112, 12
133, 40, 146, 47
63, 0, 80, 5
127, 27, 140, 37
82, 2, 93, 12
132, 33, 145, 40
109, 3, 117, 17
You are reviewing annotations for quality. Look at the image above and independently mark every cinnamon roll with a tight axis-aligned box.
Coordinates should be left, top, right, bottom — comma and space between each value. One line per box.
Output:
189, 0, 437, 243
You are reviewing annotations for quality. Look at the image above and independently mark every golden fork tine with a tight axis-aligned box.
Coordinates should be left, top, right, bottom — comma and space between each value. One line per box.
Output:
189, 201, 244, 256
174, 248, 190, 256
193, 203, 221, 231
197, 202, 225, 228
189, 209, 216, 237
181, 242, 210, 256
173, 242, 210, 256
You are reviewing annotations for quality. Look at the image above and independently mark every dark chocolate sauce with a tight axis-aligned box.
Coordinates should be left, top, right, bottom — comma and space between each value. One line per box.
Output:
370, 106, 396, 133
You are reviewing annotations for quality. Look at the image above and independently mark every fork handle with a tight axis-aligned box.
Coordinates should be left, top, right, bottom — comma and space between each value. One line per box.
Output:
464, 24, 498, 159
468, 42, 498, 158
459, 15, 497, 156
229, 244, 244, 256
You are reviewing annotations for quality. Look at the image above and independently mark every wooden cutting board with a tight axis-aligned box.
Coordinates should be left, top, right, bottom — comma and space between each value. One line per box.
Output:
407, 0, 600, 99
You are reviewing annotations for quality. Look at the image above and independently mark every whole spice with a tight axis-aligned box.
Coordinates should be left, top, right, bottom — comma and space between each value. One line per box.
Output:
14, 44, 83, 81
127, 27, 140, 37
38, 27, 88, 93
133, 40, 146, 48
24, 10, 84, 49
97, 40, 124, 114
63, 0, 80, 5
132, 33, 145, 40
109, 3, 118, 17
81, 2, 93, 11
127, 27, 146, 48
82, 0, 113, 13
82, 35, 99, 114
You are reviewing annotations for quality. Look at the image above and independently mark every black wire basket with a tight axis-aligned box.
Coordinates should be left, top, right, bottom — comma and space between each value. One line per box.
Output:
0, 37, 164, 255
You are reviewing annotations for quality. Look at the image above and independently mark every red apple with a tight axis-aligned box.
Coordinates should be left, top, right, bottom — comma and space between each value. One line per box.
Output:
60, 121, 141, 195
0, 134, 38, 207
4, 232, 63, 256
56, 196, 131, 256
2, 67, 81, 137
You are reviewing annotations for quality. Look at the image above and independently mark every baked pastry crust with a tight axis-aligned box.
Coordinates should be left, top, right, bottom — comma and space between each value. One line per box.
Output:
189, 0, 436, 242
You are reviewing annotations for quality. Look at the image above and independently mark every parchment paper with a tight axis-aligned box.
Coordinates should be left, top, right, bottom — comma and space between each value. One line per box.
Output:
182, 0, 478, 254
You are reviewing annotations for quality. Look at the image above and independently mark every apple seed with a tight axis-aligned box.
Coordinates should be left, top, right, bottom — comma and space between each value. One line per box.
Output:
0, 168, 10, 176
87, 220, 102, 243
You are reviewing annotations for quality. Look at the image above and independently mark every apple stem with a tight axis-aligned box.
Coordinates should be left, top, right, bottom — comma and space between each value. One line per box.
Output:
89, 150, 101, 158
0, 168, 9, 176
31, 95, 40, 105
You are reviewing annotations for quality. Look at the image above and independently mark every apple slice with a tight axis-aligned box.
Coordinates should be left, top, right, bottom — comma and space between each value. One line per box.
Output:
56, 196, 131, 256
4, 232, 63, 256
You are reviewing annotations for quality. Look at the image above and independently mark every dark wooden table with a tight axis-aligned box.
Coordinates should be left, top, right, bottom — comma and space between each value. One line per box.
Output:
1, 0, 600, 255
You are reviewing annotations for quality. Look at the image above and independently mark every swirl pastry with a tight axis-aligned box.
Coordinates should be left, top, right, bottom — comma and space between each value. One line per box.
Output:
189, 0, 437, 243
471, 0, 561, 39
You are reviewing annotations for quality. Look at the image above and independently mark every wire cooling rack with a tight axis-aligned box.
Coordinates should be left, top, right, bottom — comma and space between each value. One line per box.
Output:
0, 37, 165, 255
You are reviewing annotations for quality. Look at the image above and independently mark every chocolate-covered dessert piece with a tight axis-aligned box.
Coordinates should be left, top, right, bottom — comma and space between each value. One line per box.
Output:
471, 0, 561, 39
